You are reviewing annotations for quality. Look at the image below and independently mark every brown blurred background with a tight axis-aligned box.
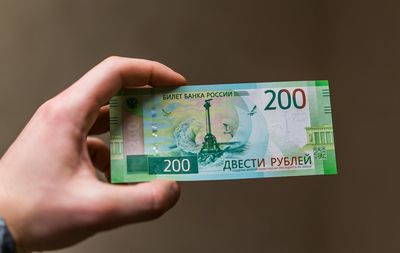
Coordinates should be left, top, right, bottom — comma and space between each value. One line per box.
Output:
0, 0, 399, 252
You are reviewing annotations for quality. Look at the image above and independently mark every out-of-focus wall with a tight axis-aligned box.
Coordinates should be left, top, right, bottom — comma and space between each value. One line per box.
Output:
0, 1, 399, 252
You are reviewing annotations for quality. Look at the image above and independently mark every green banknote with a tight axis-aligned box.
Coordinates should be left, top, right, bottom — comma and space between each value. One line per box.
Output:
110, 80, 337, 183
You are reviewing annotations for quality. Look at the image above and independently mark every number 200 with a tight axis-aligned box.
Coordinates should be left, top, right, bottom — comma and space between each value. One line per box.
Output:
163, 159, 191, 173
264, 88, 306, 110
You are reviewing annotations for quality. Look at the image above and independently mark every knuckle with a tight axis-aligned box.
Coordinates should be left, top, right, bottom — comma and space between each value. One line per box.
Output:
35, 98, 73, 128
101, 56, 125, 75
144, 59, 160, 70
103, 56, 122, 66
36, 99, 60, 119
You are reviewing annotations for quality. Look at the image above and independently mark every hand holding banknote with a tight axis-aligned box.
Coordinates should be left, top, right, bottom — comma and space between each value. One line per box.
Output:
0, 57, 186, 253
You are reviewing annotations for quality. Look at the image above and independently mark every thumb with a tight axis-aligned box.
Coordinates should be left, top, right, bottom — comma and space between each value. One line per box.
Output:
93, 180, 180, 231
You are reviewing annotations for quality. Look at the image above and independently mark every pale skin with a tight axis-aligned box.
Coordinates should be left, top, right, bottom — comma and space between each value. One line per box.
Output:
0, 57, 186, 253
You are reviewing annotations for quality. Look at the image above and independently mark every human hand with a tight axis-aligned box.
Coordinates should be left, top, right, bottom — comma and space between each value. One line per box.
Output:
0, 57, 186, 252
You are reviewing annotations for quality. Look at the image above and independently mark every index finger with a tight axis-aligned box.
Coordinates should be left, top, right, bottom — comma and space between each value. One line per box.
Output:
60, 56, 186, 122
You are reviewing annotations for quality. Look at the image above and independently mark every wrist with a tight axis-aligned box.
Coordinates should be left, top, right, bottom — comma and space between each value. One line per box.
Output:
0, 217, 17, 253
0, 179, 29, 253
0, 210, 29, 253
